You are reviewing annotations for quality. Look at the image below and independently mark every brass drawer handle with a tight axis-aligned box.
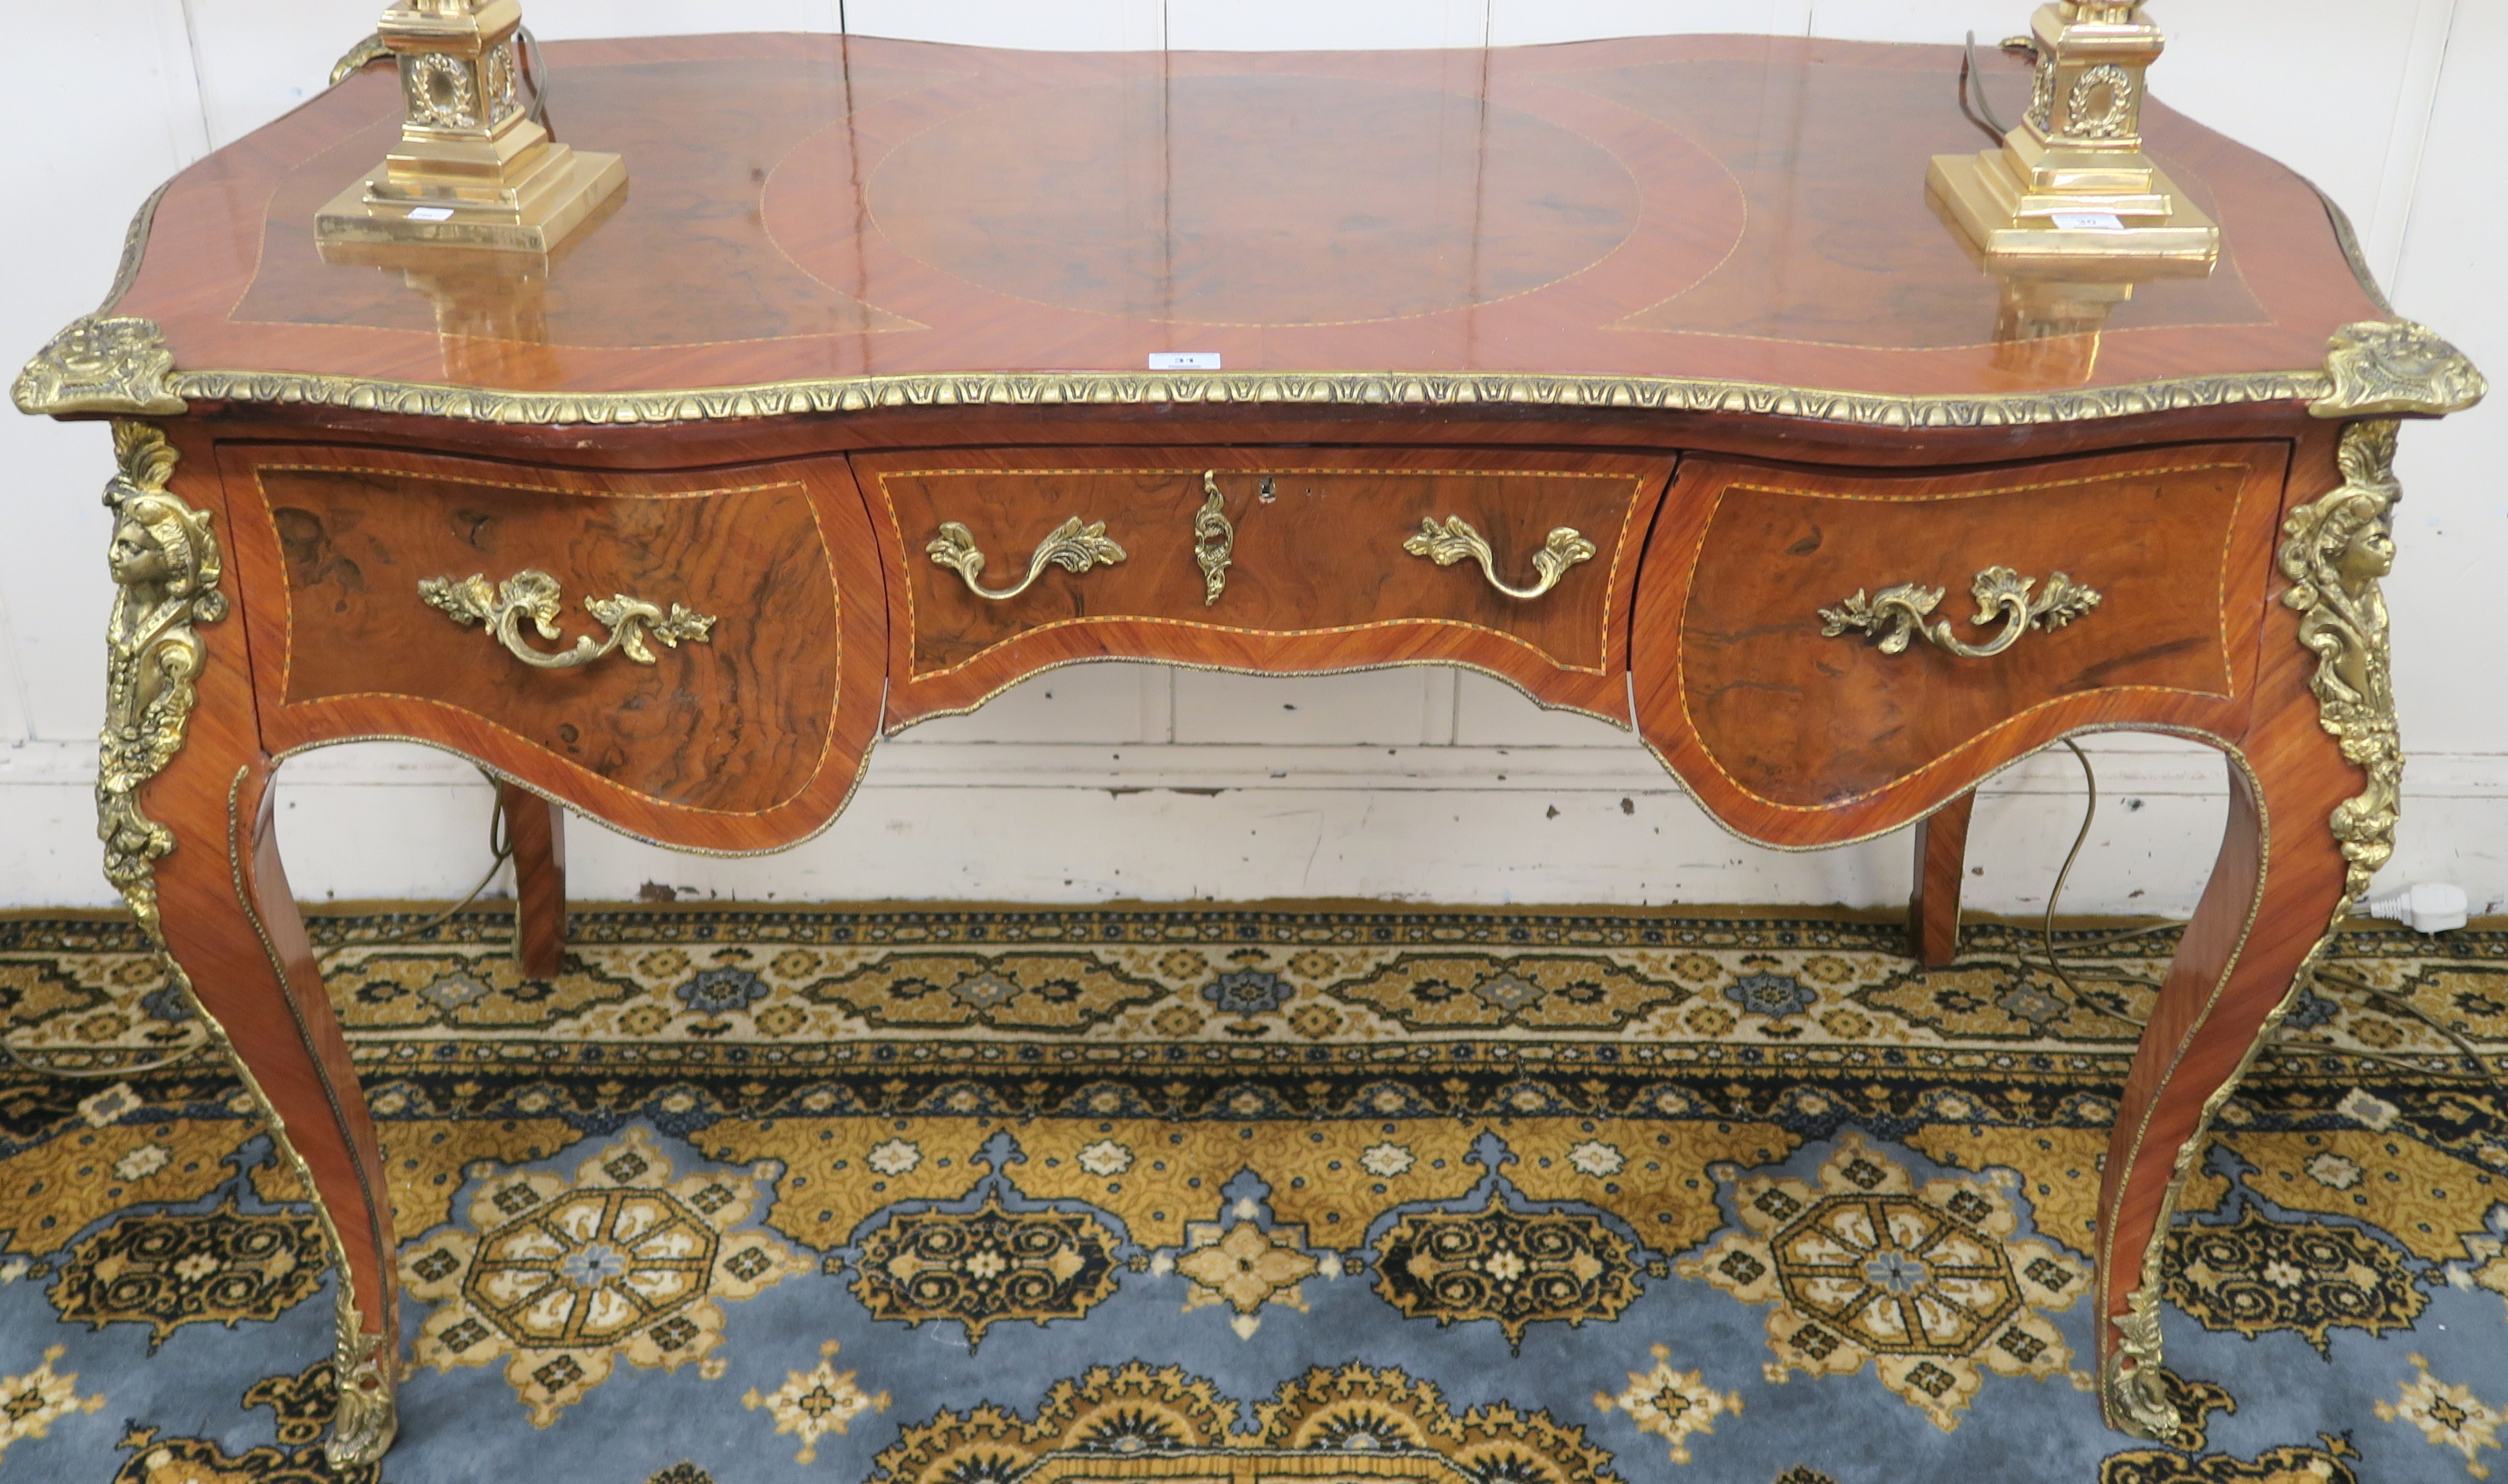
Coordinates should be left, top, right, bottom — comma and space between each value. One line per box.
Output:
1192, 471, 1233, 606
419, 570, 716, 670
926, 517, 1126, 601
1820, 565, 2102, 658
1402, 516, 1595, 600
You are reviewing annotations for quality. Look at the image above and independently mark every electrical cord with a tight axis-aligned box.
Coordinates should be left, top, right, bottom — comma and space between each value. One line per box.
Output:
517, 27, 553, 135
1967, 739, 2497, 1083
2280, 963, 2496, 1080
2032, 740, 2160, 1022
1956, 32, 2012, 143
1954, 739, 2169, 1028
3, 772, 519, 1081
1958, 33, 2040, 144
315, 770, 515, 972
1, 1017, 208, 1081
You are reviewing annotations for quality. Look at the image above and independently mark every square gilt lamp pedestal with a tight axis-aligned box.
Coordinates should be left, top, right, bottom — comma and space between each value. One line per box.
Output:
315, 0, 622, 253
1928, 1, 2218, 267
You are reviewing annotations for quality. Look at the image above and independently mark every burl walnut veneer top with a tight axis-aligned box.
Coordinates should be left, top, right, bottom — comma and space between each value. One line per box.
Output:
114, 32, 2381, 405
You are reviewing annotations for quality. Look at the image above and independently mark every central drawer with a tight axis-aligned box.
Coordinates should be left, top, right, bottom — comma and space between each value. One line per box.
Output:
858, 447, 1676, 726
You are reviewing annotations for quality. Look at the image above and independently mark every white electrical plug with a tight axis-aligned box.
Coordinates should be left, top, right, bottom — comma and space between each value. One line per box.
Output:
2363, 882, 2469, 934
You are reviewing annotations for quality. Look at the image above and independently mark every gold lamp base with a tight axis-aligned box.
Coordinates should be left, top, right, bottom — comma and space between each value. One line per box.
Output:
1928, 2, 2219, 270
316, 146, 623, 254
313, 0, 624, 256
1928, 146, 2216, 266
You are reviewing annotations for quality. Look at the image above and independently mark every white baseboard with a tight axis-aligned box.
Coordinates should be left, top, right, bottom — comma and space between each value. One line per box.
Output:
4, 736, 2500, 915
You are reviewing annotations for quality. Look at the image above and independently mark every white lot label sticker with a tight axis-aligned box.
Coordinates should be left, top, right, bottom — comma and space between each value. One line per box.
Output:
2049, 211, 2125, 231
406, 205, 457, 222
1148, 352, 1221, 370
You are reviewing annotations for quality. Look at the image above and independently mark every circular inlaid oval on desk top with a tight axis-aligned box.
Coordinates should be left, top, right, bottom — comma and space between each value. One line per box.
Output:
863, 72, 1644, 327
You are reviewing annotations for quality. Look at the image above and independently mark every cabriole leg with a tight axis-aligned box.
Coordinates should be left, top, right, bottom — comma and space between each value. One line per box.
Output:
1908, 790, 1975, 966
97, 422, 399, 1464
2096, 419, 2403, 1436
500, 782, 567, 977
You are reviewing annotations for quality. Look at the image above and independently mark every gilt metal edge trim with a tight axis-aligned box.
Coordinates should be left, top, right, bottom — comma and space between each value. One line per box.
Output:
2100, 904, 2319, 1443
19, 305, 2475, 434
103, 181, 174, 317
2091, 732, 2280, 1442
151, 363, 2338, 429
12, 185, 184, 415
2305, 180, 2393, 317
11, 332, 2336, 427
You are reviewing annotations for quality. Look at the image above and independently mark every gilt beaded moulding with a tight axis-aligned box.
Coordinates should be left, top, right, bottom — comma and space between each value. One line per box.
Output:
9, 335, 2348, 429
18, 316, 2466, 432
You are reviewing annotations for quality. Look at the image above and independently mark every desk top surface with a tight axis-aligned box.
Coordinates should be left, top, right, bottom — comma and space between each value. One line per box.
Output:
109, 31, 2383, 422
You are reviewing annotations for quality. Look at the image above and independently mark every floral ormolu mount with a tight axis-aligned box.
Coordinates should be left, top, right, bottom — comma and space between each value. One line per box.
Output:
1820, 565, 2103, 659
418, 570, 717, 671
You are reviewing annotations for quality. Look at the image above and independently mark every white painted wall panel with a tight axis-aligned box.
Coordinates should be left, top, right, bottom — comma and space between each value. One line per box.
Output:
183, 0, 360, 149
13, 734, 2506, 914
0, 595, 31, 745
838, 0, 1165, 51
1487, 2, 1815, 45
1171, 670, 1444, 746
1452, 674, 1627, 747
1166, 0, 1486, 51
2381, 0, 2508, 770
262, 736, 2224, 914
2, 2, 2500, 921
902, 664, 1171, 744
2150, 0, 2456, 282
1802, 0, 2028, 42
522, 0, 843, 40
1, 4, 207, 745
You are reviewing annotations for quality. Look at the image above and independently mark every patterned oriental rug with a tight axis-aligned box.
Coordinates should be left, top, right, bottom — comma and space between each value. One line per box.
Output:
2, 904, 2506, 1484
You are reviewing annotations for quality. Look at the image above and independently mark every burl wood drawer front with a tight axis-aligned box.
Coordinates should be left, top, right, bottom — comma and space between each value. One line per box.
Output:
222, 444, 887, 844
859, 447, 1676, 725
1634, 442, 2288, 835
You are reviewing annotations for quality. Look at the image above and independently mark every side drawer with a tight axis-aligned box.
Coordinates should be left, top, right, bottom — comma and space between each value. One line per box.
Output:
221, 443, 886, 844
1633, 442, 2289, 837
859, 445, 1676, 723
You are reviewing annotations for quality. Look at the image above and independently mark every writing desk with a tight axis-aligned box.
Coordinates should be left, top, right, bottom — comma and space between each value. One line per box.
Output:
15, 30, 2482, 1462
